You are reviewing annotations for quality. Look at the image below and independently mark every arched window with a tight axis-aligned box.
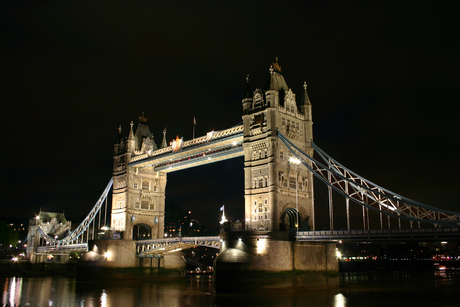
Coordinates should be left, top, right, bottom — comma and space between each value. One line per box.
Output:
142, 180, 149, 190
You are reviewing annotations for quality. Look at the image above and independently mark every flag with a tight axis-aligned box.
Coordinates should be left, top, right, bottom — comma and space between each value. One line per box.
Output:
220, 205, 224, 211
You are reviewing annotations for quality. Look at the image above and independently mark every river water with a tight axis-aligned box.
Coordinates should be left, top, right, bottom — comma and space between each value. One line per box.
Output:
2, 270, 459, 306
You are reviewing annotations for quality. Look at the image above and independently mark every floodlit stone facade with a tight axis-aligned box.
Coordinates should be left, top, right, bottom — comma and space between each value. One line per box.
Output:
242, 59, 315, 232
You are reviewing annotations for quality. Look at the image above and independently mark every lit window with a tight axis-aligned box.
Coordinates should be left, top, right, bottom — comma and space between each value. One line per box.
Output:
289, 178, 296, 189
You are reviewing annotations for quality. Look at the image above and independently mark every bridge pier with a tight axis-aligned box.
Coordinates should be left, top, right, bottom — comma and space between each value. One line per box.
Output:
79, 240, 186, 271
214, 231, 339, 293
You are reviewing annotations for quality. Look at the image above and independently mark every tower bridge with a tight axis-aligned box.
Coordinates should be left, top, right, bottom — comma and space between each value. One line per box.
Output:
27, 59, 460, 290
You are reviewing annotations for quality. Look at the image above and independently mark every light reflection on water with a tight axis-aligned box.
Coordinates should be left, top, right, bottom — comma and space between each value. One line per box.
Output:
2, 271, 460, 306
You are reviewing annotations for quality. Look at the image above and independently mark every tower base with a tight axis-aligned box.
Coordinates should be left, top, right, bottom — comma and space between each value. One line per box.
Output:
214, 231, 339, 293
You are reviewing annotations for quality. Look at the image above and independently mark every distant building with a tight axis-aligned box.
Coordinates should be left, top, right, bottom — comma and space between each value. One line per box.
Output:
164, 202, 206, 237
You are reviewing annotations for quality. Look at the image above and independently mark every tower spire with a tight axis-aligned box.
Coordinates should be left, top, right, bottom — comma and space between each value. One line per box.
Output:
161, 127, 168, 148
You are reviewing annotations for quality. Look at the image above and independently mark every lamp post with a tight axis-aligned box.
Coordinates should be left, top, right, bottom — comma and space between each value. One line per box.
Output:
289, 157, 301, 234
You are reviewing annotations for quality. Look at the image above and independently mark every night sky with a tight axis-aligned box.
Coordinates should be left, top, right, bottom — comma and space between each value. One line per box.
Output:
1, 1, 459, 233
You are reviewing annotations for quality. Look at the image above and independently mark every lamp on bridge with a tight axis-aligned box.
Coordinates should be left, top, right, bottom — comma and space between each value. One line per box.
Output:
289, 157, 301, 234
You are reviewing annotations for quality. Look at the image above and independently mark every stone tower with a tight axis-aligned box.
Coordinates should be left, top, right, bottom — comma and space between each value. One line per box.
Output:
242, 59, 315, 232
112, 114, 168, 240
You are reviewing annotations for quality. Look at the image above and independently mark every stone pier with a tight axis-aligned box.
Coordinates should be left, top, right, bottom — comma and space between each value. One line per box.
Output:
214, 231, 339, 293
79, 239, 186, 271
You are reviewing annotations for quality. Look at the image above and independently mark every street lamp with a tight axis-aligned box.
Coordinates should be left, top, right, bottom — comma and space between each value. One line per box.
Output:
289, 157, 301, 234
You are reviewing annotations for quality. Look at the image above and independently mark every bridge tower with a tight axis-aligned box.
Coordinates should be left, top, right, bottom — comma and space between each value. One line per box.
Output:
112, 114, 167, 240
242, 59, 315, 232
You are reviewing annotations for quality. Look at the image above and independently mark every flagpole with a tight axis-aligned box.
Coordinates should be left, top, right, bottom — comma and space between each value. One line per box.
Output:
193, 117, 196, 139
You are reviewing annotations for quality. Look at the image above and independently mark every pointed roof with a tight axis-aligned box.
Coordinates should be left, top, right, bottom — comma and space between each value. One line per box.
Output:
244, 74, 252, 99
264, 58, 289, 92
300, 82, 311, 106
115, 125, 123, 145
128, 121, 134, 141
133, 113, 158, 151
161, 127, 168, 148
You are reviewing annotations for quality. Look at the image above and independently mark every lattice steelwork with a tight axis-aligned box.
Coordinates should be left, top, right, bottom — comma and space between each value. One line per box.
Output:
278, 130, 460, 228
37, 178, 113, 248
136, 236, 220, 256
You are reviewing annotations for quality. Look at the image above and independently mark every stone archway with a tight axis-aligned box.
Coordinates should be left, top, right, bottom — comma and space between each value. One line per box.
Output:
133, 223, 151, 240
281, 207, 301, 234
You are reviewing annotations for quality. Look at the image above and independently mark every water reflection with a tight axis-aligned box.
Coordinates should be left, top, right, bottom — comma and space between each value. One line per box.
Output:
2, 277, 23, 306
334, 293, 346, 307
2, 271, 460, 306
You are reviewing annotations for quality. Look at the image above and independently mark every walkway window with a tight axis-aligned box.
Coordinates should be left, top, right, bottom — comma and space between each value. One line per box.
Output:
289, 178, 296, 189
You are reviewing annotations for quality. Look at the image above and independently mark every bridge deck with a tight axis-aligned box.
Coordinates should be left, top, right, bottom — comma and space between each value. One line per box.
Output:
129, 126, 243, 172
296, 227, 460, 241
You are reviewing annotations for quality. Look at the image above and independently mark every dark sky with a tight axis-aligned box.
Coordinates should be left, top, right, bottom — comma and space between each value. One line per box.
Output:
1, 1, 459, 232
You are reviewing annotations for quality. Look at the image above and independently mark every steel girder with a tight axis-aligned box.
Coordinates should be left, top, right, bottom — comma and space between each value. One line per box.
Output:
37, 178, 113, 247
277, 130, 460, 227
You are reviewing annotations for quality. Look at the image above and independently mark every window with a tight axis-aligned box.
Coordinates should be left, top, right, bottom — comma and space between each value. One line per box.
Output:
116, 200, 124, 209
289, 178, 296, 189
141, 201, 149, 210
134, 202, 140, 209
150, 204, 155, 211
282, 117, 285, 126
258, 203, 263, 212
280, 150, 284, 160
142, 180, 149, 190
133, 182, 138, 189
296, 122, 300, 131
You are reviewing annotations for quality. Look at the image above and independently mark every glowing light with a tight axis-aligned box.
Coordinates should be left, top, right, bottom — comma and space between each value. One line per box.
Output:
257, 238, 267, 255
334, 293, 346, 307
104, 252, 111, 260
289, 157, 301, 165
100, 289, 107, 307
336, 248, 341, 258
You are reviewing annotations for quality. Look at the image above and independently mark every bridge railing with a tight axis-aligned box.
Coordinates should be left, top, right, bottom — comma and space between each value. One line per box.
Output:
297, 227, 460, 240
136, 236, 221, 255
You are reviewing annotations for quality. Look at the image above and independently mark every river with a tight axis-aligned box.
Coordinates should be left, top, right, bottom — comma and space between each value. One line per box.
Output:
2, 270, 459, 306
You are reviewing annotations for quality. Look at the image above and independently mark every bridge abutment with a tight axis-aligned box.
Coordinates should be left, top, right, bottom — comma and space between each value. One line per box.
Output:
214, 231, 339, 293
79, 240, 186, 271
